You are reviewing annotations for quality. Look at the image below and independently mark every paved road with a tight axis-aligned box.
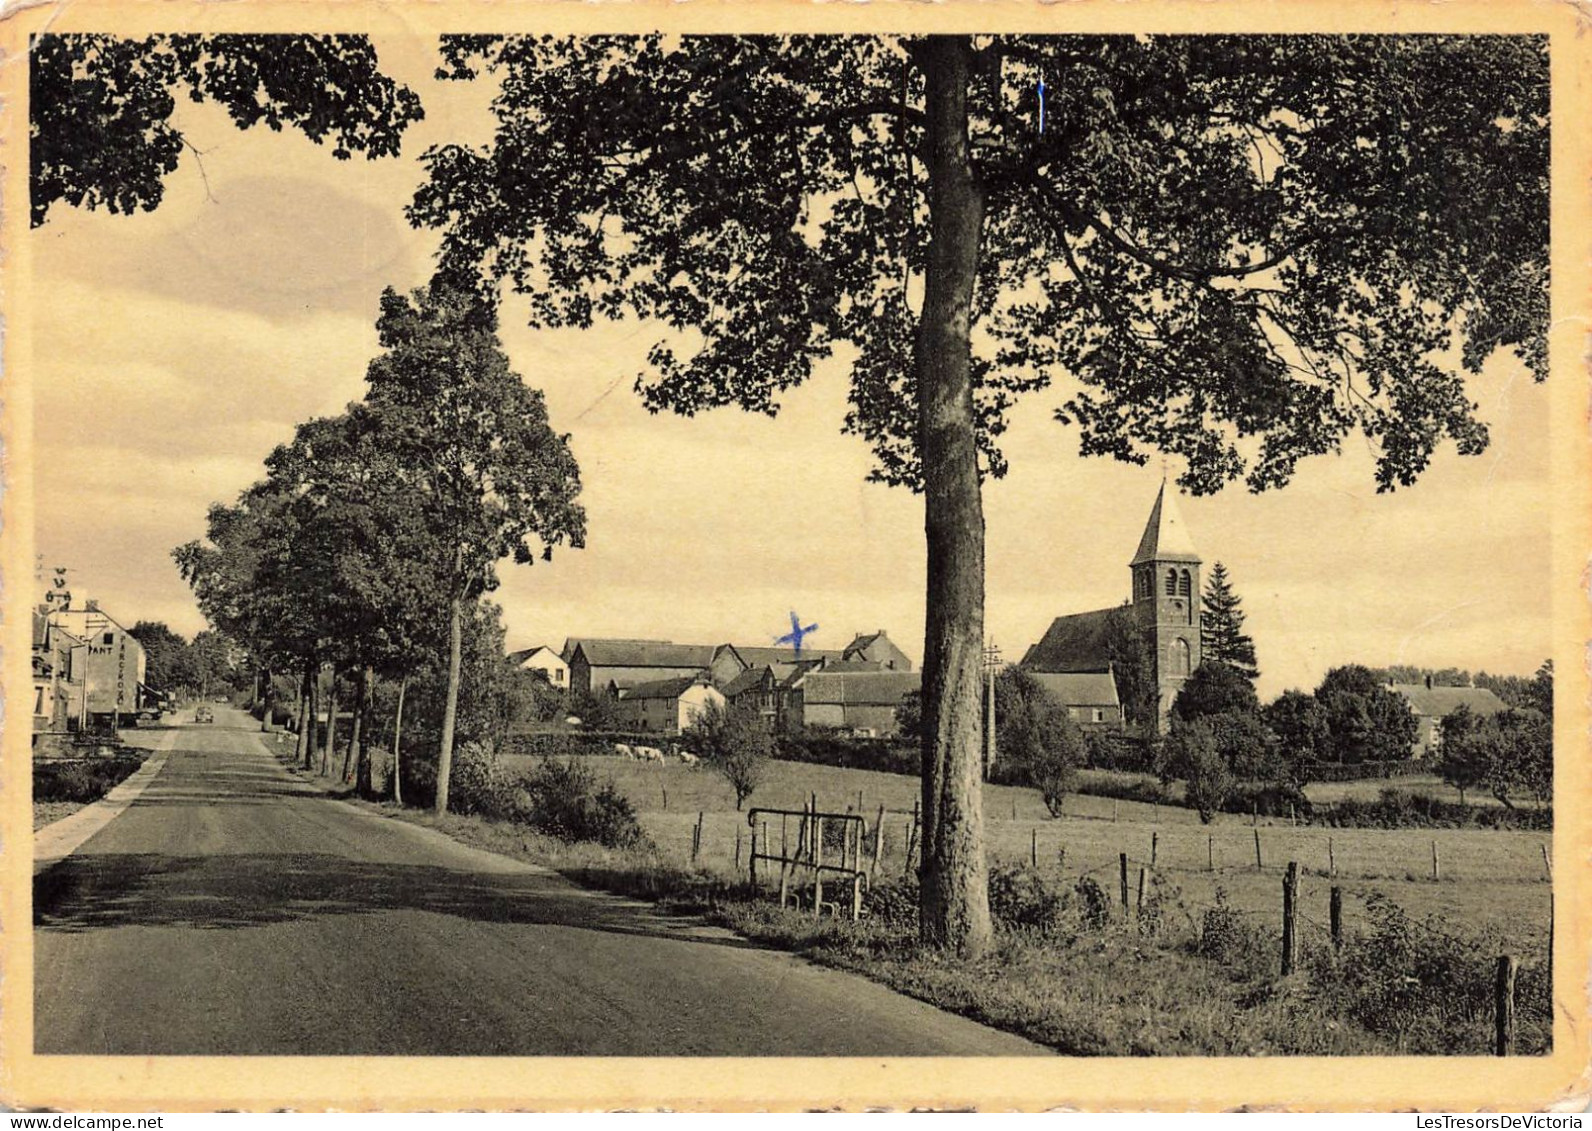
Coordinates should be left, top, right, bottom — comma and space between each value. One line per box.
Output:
35, 706, 1048, 1056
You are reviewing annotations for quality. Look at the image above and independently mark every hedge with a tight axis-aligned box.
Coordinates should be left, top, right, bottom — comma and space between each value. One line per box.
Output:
774, 732, 918, 775
500, 730, 667, 758
1299, 758, 1426, 782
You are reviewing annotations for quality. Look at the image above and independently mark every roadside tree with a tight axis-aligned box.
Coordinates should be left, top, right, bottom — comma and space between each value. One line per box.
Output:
685, 700, 774, 811
411, 34, 1547, 955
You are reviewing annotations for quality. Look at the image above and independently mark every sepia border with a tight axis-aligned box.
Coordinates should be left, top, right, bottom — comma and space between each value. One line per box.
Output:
1, 0, 1588, 1112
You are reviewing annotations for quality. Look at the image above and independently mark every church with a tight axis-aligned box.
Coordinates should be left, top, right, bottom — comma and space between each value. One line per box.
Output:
1021, 481, 1202, 732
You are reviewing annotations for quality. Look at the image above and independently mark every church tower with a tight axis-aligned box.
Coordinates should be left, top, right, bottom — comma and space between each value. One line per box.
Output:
1129, 480, 1202, 729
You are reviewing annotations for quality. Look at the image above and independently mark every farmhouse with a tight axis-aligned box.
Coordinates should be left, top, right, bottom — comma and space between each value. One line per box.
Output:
1389, 680, 1510, 758
508, 644, 568, 689
614, 674, 725, 735
1028, 671, 1123, 728
564, 638, 717, 700
841, 631, 914, 671
794, 669, 921, 737
1023, 481, 1202, 731
709, 643, 844, 687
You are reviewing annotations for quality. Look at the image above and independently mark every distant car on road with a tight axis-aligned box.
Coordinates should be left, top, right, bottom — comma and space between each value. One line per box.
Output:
195, 706, 214, 724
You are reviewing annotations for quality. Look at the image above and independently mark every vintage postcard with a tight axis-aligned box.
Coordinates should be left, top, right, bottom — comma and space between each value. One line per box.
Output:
2, 0, 1589, 1113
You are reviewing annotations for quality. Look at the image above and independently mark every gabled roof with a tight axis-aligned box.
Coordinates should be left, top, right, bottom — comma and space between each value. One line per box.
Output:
1130, 480, 1201, 565
624, 674, 718, 701
1390, 684, 1509, 719
722, 666, 772, 699
1030, 671, 1120, 709
801, 671, 921, 707
507, 645, 562, 666
572, 639, 716, 669
1021, 607, 1123, 672
725, 644, 845, 668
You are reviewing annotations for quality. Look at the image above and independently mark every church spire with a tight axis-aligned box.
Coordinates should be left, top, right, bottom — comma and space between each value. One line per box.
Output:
1129, 478, 1201, 565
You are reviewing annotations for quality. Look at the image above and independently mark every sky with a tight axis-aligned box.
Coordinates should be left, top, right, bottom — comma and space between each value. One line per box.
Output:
29, 35, 1553, 703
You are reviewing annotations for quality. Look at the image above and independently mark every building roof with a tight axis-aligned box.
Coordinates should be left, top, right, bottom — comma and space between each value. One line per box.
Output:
572, 639, 716, 669
1130, 480, 1201, 566
724, 643, 845, 668
507, 645, 562, 666
1390, 684, 1509, 719
622, 674, 718, 701
722, 666, 771, 699
801, 670, 922, 707
1029, 671, 1121, 709
1021, 607, 1123, 672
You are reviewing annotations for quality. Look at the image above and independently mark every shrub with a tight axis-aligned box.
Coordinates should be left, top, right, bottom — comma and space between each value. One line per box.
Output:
987, 862, 1070, 933
34, 756, 143, 803
685, 700, 773, 810
864, 875, 920, 929
1073, 876, 1111, 930
447, 739, 502, 816
1192, 886, 1273, 978
513, 757, 648, 849
775, 733, 918, 775
1318, 789, 1550, 830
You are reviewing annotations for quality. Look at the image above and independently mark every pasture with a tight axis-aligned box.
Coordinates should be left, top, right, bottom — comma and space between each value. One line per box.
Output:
501, 752, 1554, 952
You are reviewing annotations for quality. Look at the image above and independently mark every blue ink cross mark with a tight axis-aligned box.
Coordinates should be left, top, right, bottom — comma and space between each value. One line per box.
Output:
1037, 78, 1046, 134
775, 611, 819, 657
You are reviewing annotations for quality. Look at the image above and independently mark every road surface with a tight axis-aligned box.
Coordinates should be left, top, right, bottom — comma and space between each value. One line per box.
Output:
35, 705, 1048, 1056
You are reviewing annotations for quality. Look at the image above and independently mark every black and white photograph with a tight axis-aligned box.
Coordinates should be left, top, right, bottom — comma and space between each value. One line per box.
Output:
6, 0, 1588, 1112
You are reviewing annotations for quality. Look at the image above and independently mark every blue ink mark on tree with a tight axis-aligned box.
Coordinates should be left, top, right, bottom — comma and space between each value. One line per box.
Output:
775, 610, 819, 657
1037, 78, 1046, 134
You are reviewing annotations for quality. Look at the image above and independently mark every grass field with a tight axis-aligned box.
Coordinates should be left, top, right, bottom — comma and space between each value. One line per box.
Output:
501, 753, 1553, 953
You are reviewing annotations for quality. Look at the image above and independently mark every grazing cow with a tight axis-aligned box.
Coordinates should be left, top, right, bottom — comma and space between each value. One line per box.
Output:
677, 751, 700, 767
639, 746, 665, 763
613, 743, 635, 760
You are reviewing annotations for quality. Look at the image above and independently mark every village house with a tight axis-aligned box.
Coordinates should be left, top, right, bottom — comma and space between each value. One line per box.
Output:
1027, 671, 1123, 728
564, 638, 718, 700
614, 674, 725, 735
48, 600, 149, 728
709, 643, 845, 687
841, 631, 914, 671
508, 644, 568, 689
32, 607, 89, 741
1389, 679, 1510, 758
793, 669, 922, 737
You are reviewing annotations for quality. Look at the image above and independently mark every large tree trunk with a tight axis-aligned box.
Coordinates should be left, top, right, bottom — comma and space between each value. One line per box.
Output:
295, 667, 310, 767
435, 591, 465, 814
354, 665, 375, 794
392, 675, 407, 806
914, 35, 992, 958
323, 663, 340, 778
303, 668, 318, 770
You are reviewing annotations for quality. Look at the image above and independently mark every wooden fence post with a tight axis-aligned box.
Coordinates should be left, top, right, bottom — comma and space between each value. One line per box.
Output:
1254, 827, 1263, 870
1151, 831, 1159, 868
813, 816, 825, 920
692, 811, 704, 864
1495, 955, 1517, 1056
1281, 861, 1299, 976
735, 827, 743, 870
871, 805, 886, 878
1328, 836, 1336, 878
779, 812, 790, 907
749, 822, 758, 884
1136, 866, 1147, 919
1540, 843, 1552, 880
1329, 885, 1343, 953
1030, 827, 1038, 868
1431, 839, 1440, 882
1207, 834, 1214, 872
1118, 852, 1130, 913
662, 787, 668, 811
1058, 845, 1066, 872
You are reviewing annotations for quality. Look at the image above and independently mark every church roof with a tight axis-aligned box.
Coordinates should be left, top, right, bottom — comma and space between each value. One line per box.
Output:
1130, 480, 1201, 566
1021, 607, 1123, 672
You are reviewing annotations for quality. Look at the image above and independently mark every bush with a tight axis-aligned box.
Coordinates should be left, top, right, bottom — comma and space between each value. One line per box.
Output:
447, 739, 502, 816
864, 875, 920, 929
1318, 788, 1550, 830
514, 756, 648, 849
501, 730, 656, 758
776, 732, 917, 775
34, 756, 143, 803
987, 862, 1070, 933
1084, 729, 1152, 772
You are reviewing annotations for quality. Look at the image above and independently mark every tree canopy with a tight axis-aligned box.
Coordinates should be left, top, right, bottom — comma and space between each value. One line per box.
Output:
30, 34, 423, 227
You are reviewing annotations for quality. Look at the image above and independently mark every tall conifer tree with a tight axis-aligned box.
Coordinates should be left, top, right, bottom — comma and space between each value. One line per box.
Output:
1200, 562, 1259, 681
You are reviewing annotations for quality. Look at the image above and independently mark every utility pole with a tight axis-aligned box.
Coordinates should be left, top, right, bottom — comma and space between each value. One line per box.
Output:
982, 639, 1001, 779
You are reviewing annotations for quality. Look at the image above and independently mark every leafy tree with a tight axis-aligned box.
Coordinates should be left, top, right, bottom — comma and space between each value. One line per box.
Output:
684, 699, 773, 811
129, 621, 189, 696
1314, 665, 1419, 764
411, 33, 1546, 955
1199, 563, 1258, 681
1171, 660, 1259, 723
30, 34, 422, 226
1206, 709, 1282, 783
1098, 606, 1158, 732
894, 689, 924, 743
993, 668, 1084, 814
1161, 719, 1231, 824
1264, 689, 1329, 780
571, 689, 621, 731
1436, 704, 1489, 806
363, 284, 586, 814
1527, 660, 1554, 721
